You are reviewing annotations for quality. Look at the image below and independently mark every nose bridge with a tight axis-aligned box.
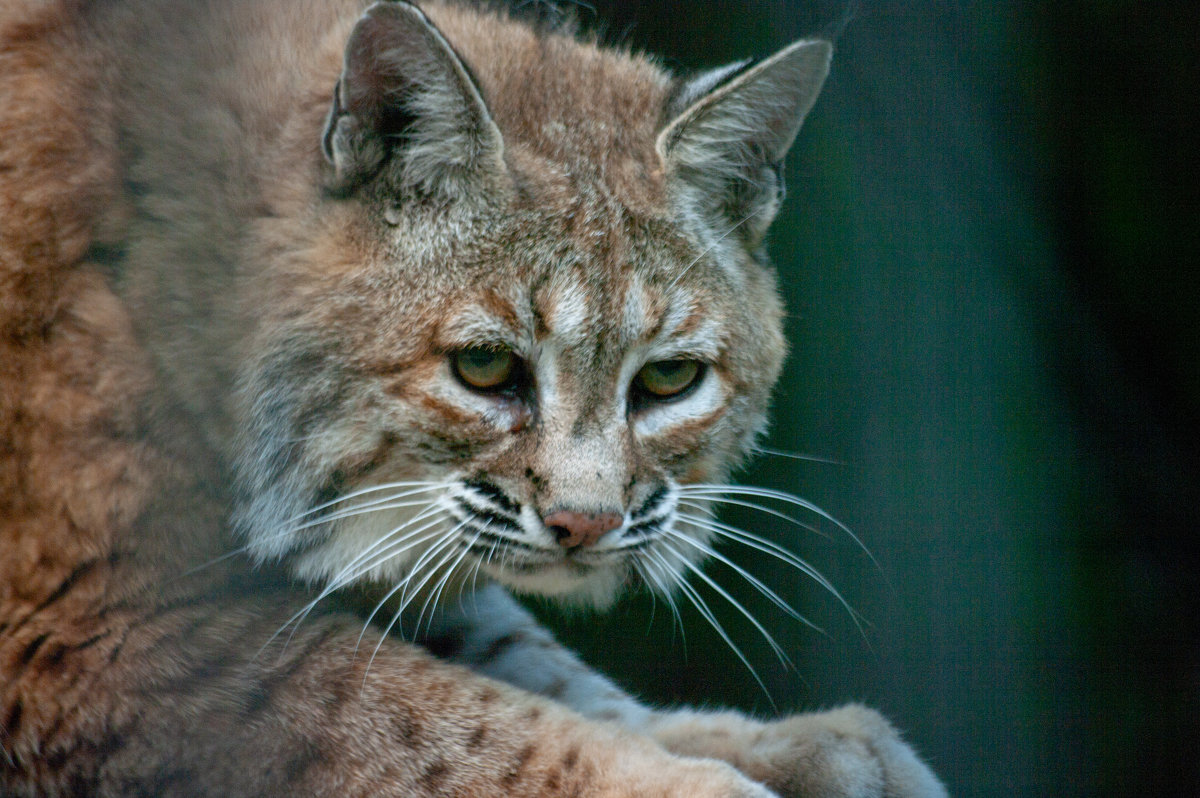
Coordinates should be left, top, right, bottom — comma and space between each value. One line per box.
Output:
533, 334, 629, 514
535, 418, 629, 514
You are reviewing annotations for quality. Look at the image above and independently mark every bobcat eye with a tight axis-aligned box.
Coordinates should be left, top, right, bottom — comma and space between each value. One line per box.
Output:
452, 346, 518, 392
633, 359, 704, 401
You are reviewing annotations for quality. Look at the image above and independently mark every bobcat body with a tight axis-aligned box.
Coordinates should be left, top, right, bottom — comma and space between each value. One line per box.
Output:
0, 0, 946, 795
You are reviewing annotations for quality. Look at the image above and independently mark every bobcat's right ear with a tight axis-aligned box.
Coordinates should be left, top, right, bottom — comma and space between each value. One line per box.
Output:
658, 39, 831, 247
322, 1, 506, 199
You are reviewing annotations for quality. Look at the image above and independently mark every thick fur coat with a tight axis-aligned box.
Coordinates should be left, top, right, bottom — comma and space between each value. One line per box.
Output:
0, 1, 946, 795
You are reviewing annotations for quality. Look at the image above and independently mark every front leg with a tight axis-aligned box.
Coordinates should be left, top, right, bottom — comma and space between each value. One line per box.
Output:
426, 584, 947, 798
645, 706, 948, 798
422, 583, 655, 728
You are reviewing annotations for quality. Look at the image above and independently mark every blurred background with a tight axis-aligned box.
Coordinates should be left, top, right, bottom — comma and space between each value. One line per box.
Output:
529, 1, 1200, 795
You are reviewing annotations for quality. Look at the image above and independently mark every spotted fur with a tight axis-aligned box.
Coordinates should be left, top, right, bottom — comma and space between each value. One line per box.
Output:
0, 0, 946, 795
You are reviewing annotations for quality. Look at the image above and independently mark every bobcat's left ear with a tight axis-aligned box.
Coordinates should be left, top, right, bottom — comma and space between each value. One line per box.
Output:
658, 40, 832, 247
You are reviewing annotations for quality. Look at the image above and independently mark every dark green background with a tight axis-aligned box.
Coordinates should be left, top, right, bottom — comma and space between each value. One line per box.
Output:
530, 2, 1200, 795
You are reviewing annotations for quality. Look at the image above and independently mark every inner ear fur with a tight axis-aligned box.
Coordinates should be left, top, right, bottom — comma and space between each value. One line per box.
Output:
322, 0, 506, 199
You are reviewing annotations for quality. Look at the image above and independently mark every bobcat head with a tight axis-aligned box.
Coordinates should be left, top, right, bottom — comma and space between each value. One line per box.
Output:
222, 2, 830, 608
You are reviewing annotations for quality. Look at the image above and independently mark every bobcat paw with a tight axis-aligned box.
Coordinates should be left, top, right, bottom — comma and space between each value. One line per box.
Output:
647, 704, 946, 798
604, 744, 778, 798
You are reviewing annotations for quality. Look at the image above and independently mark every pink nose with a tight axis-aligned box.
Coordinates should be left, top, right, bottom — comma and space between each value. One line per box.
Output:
542, 510, 623, 549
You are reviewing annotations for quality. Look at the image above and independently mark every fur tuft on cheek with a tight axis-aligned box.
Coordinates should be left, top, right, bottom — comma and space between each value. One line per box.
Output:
231, 337, 367, 563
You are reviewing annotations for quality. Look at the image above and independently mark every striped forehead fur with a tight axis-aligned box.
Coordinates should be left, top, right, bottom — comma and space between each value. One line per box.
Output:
453, 269, 724, 364
422, 2, 672, 210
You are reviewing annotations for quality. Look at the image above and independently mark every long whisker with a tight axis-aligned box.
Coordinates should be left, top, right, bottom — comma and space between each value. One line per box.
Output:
679, 484, 882, 574
256, 500, 450, 604
749, 446, 846, 466
676, 496, 829, 539
679, 484, 849, 532
666, 207, 764, 291
415, 530, 481, 639
355, 525, 464, 655
182, 483, 447, 578
179, 546, 257, 578
652, 545, 774, 707
258, 510, 450, 659
318, 502, 448, 592
634, 554, 686, 644
449, 537, 484, 617
463, 538, 501, 615
635, 550, 666, 632
364, 530, 469, 682
282, 481, 444, 527
277, 495, 442, 540
306, 510, 450, 617
638, 559, 658, 630
256, 486, 449, 560
661, 538, 793, 670
466, 538, 496, 603
665, 525, 820, 632
676, 510, 869, 638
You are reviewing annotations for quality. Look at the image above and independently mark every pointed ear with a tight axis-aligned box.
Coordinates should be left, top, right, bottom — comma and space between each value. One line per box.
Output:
322, 1, 506, 198
657, 39, 832, 246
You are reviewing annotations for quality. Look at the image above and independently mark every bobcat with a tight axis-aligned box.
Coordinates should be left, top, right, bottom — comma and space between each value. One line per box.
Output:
0, 0, 947, 795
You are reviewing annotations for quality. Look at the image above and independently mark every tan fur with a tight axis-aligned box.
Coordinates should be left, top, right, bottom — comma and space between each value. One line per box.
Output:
1, 1, 946, 795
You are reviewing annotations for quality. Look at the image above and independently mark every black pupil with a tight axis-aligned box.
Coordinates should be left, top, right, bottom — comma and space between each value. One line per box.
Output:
463, 349, 501, 370
654, 361, 691, 382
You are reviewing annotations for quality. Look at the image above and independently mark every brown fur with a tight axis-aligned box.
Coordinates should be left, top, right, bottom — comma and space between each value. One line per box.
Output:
1, 1, 945, 795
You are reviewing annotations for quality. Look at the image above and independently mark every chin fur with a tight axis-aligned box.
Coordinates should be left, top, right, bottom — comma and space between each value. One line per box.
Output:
490, 562, 629, 610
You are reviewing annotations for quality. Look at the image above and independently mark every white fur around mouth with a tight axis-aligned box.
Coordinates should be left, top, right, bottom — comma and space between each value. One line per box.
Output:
481, 555, 631, 608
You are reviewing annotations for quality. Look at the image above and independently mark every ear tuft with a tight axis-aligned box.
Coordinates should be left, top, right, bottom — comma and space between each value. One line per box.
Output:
658, 39, 832, 245
322, 1, 506, 199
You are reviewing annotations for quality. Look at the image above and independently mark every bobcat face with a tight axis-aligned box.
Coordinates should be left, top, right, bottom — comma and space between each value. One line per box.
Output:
241, 195, 782, 607
228, 2, 829, 608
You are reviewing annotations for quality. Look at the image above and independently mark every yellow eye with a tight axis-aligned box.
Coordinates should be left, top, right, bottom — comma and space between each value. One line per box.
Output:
453, 347, 516, 391
634, 359, 703, 399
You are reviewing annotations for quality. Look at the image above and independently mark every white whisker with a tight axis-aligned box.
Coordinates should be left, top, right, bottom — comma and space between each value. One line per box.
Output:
467, 539, 496, 601
279, 495, 440, 539
258, 509, 451, 659
320, 502, 448, 589
661, 538, 793, 669
665, 526, 820, 632
636, 553, 686, 644
666, 208, 764, 291
750, 446, 845, 466
355, 526, 463, 654
182, 482, 447, 579
676, 510, 868, 638
653, 544, 774, 707
364, 529, 469, 682
679, 483, 881, 573
676, 496, 828, 539
416, 531, 481, 638
283, 481, 444, 527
